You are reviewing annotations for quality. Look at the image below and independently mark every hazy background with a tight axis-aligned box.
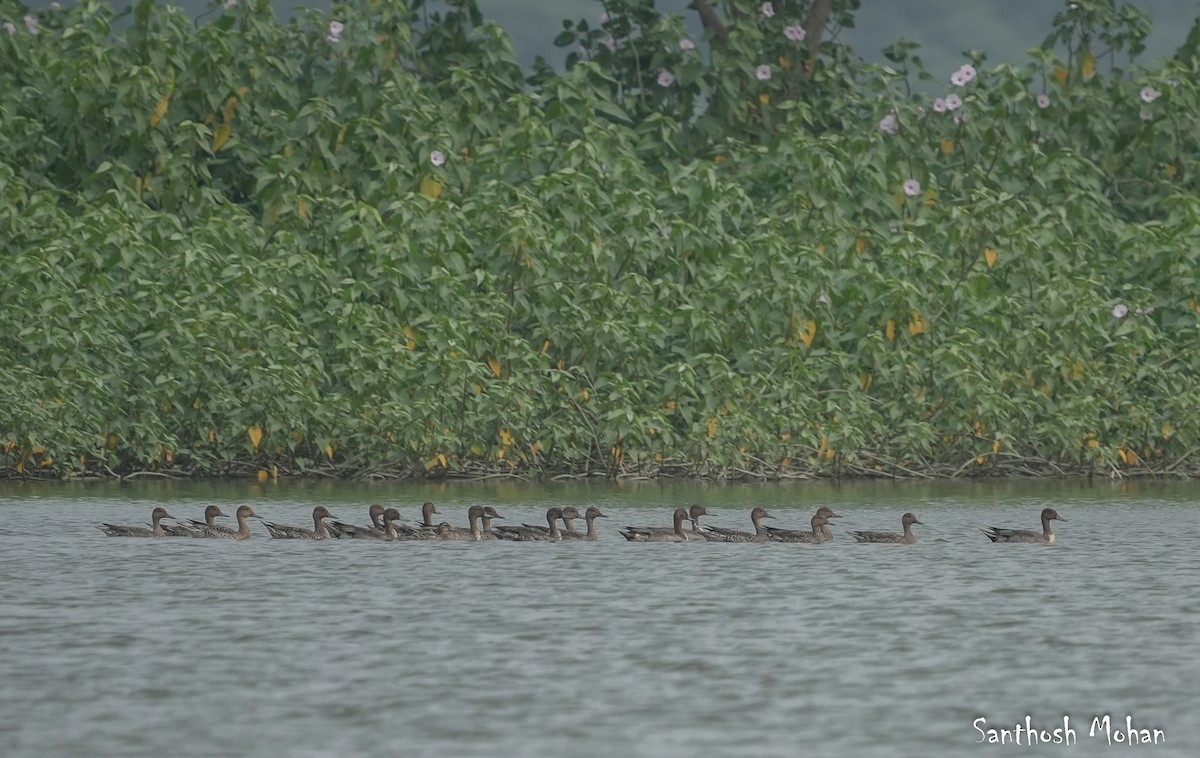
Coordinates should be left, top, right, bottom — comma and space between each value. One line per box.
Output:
20, 1, 1199, 76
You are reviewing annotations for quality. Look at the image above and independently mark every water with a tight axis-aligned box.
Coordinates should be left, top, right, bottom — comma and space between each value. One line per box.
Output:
1, 479, 1195, 757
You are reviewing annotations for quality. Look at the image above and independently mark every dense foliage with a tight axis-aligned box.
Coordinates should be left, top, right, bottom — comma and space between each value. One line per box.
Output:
2, 0, 1199, 480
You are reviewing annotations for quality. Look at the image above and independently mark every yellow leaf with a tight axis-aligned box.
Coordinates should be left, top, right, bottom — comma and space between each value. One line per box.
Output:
759, 94, 770, 105
403, 325, 417, 349
324, 445, 334, 461
798, 319, 817, 348
212, 123, 232, 152
908, 310, 927, 336
208, 429, 216, 444
992, 439, 1002, 454
419, 175, 443, 199
1081, 50, 1095, 79
530, 442, 542, 455
297, 198, 309, 219
334, 125, 346, 153
499, 428, 513, 446
858, 373, 873, 391
222, 96, 238, 124
1166, 162, 1178, 177
1116, 447, 1129, 465
248, 426, 263, 450
1053, 66, 1068, 87
1087, 438, 1100, 448
1161, 423, 1175, 440
817, 435, 828, 458
238, 86, 249, 96
257, 469, 268, 482
976, 455, 986, 464
106, 434, 119, 449
165, 449, 174, 463
855, 235, 867, 254
885, 319, 896, 342
487, 357, 502, 378
273, 465, 279, 483
581, 388, 589, 401
940, 139, 955, 155
713, 154, 726, 164
1071, 363, 1084, 380
707, 417, 719, 437
983, 247, 998, 268
540, 340, 551, 355
150, 95, 170, 128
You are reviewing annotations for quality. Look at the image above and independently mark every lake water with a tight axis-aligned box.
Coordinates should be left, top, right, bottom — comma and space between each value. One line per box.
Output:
0, 478, 1195, 757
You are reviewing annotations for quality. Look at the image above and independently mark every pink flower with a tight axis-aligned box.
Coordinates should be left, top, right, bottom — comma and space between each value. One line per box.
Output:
932, 98, 948, 113
1, 22, 15, 35
1036, 94, 1050, 109
23, 14, 38, 35
679, 38, 695, 51
1134, 305, 1155, 316
657, 69, 675, 87
1112, 304, 1128, 318
952, 64, 976, 86
760, 2, 775, 18
327, 20, 344, 43
945, 94, 962, 111
755, 65, 772, 81
429, 150, 446, 167
879, 113, 899, 135
902, 179, 921, 197
784, 25, 806, 42
1140, 86, 1160, 103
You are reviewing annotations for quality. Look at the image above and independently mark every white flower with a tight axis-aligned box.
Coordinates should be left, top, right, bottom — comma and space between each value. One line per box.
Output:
952, 64, 976, 86
1112, 304, 1128, 318
878, 113, 899, 135
23, 14, 38, 35
1036, 94, 1050, 109
932, 98, 947, 113
945, 94, 962, 111
1140, 86, 1161, 104
817, 293, 829, 305
678, 38, 695, 51
2, 22, 15, 35
327, 20, 344, 44
902, 179, 921, 197
657, 69, 675, 87
784, 25, 806, 42
760, 2, 775, 18
429, 150, 446, 167
755, 64, 772, 81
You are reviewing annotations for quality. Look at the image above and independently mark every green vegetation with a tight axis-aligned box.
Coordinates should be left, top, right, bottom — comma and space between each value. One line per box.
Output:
2, 0, 1199, 481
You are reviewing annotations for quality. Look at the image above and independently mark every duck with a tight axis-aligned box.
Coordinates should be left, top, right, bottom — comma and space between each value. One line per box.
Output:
515, 506, 585, 538
763, 508, 838, 543
851, 512, 922, 543
262, 506, 337, 540
981, 508, 1065, 543
478, 506, 506, 539
763, 506, 840, 542
619, 507, 697, 542
191, 505, 260, 540
495, 508, 567, 541
561, 507, 608, 541
326, 504, 389, 539
702, 506, 775, 542
343, 508, 405, 540
436, 505, 490, 541
392, 501, 443, 540
162, 505, 228, 537
98, 507, 176, 537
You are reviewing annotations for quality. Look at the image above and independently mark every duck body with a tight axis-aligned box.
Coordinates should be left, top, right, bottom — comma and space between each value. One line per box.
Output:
764, 508, 839, 544
981, 508, 1065, 544
703, 507, 775, 543
560, 507, 607, 541
496, 508, 565, 541
262, 506, 337, 540
620, 508, 696, 542
192, 506, 259, 540
851, 512, 922, 544
99, 507, 175, 538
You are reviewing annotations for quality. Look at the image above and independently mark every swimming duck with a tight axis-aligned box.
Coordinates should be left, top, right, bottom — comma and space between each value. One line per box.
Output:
619, 507, 697, 542
99, 507, 176, 538
344, 508, 405, 540
191, 505, 260, 540
326, 504, 389, 539
436, 505, 490, 541
851, 512, 922, 543
162, 505, 228, 537
981, 508, 1065, 543
495, 508, 566, 541
262, 506, 337, 540
763, 509, 837, 543
703, 506, 776, 542
478, 506, 506, 539
561, 507, 608, 541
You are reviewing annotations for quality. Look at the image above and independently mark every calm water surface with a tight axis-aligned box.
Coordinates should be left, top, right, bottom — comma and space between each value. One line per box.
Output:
1, 479, 1196, 757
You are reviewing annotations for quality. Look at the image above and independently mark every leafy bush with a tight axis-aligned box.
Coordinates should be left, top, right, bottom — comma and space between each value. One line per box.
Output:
2, 0, 1199, 480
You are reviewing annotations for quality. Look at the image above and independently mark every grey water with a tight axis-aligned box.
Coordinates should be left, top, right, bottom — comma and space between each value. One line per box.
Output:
1, 478, 1196, 757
